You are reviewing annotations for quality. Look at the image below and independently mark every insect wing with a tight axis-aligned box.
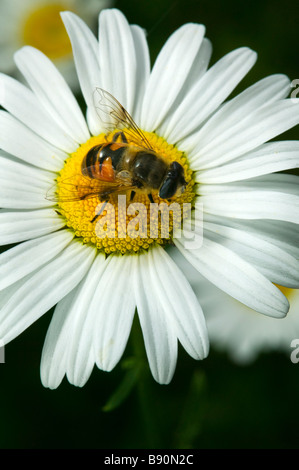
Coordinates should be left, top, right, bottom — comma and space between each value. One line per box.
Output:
46, 171, 135, 203
93, 88, 154, 150
46, 174, 103, 202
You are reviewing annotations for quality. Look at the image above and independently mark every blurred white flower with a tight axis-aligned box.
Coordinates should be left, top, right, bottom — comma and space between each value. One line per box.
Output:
0, 0, 111, 88
171, 248, 299, 363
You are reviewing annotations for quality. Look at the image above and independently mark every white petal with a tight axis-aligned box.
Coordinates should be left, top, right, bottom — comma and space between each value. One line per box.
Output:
150, 246, 209, 359
188, 74, 291, 162
199, 191, 299, 224
0, 73, 77, 152
180, 37, 212, 89
203, 214, 299, 260
65, 254, 108, 386
0, 242, 96, 344
42, 253, 132, 388
61, 12, 102, 136
163, 47, 257, 143
140, 23, 206, 131
0, 208, 65, 245
98, 9, 138, 114
0, 162, 54, 208
203, 221, 299, 287
166, 246, 212, 295
0, 230, 74, 290
0, 187, 53, 209
129, 24, 151, 122
158, 37, 212, 137
14, 46, 90, 143
93, 255, 136, 372
0, 272, 39, 313
41, 290, 77, 389
195, 141, 299, 183
134, 253, 178, 384
189, 99, 299, 169
198, 173, 299, 195
205, 286, 299, 363
0, 154, 55, 209
0, 154, 54, 187
175, 236, 289, 318
244, 173, 299, 195
0, 110, 67, 171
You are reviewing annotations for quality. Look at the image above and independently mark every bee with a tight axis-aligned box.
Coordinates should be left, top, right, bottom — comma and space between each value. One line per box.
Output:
51, 89, 187, 221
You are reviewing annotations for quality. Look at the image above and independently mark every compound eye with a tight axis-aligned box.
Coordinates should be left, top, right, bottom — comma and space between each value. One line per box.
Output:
159, 177, 177, 199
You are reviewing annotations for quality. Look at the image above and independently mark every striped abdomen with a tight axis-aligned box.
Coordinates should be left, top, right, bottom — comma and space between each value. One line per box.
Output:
81, 143, 126, 181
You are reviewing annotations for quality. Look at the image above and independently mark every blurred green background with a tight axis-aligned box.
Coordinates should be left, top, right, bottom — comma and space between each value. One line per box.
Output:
1, 0, 299, 449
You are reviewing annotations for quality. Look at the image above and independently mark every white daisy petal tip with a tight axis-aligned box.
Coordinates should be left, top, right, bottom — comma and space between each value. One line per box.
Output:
66, 369, 94, 388
13, 44, 36, 63
274, 291, 290, 319
1, 0, 110, 88
60, 10, 74, 18
155, 372, 175, 386
238, 46, 257, 60
95, 355, 117, 374
41, 372, 63, 390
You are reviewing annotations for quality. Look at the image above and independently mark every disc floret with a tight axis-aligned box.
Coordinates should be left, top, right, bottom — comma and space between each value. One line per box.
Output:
57, 131, 195, 255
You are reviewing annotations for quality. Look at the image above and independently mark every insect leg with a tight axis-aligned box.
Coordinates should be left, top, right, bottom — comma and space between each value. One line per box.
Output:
130, 190, 136, 201
112, 131, 128, 144
91, 200, 108, 223
148, 193, 154, 203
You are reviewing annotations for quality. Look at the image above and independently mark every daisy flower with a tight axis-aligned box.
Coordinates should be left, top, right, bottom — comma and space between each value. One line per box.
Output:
0, 0, 111, 88
0, 8, 299, 389
171, 249, 299, 364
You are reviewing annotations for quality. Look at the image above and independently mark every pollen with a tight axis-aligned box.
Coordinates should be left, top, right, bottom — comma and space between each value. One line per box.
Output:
56, 130, 195, 255
22, 2, 73, 60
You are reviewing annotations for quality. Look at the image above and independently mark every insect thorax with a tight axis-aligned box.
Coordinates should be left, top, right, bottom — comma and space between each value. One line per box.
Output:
132, 152, 168, 189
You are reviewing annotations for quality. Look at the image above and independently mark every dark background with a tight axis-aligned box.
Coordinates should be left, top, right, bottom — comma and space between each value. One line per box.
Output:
1, 0, 299, 449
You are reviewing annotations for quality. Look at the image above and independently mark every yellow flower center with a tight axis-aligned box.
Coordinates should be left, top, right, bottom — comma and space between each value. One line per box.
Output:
22, 2, 73, 60
56, 131, 195, 255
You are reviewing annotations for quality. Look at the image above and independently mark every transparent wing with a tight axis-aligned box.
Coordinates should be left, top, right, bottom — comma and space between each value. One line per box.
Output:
46, 172, 135, 203
93, 88, 154, 150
